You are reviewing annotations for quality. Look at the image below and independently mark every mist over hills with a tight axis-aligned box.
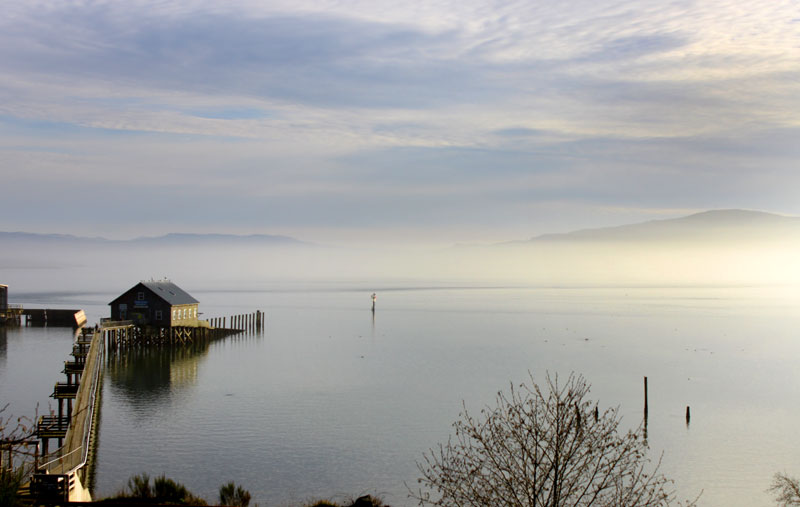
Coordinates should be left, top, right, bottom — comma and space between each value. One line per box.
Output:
2, 209, 800, 291
486, 209, 800, 286
521, 209, 800, 244
0, 231, 308, 247
130, 232, 308, 246
3, 209, 795, 248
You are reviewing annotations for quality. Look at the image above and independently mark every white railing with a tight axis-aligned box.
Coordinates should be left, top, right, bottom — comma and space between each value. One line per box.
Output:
39, 330, 104, 476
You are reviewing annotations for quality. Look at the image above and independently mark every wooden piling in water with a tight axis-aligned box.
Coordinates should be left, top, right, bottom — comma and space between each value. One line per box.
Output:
643, 376, 648, 417
204, 310, 263, 335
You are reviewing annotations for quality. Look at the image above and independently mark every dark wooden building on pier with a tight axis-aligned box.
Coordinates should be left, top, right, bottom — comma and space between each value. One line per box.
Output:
1, 284, 25, 326
109, 280, 199, 327
0, 284, 7, 324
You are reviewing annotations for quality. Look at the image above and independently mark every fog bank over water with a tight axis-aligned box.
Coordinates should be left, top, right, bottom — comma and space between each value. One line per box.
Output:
3, 210, 800, 293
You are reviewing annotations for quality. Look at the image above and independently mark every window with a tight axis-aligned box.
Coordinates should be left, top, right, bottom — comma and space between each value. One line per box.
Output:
173, 309, 178, 320
137, 292, 145, 300
155, 310, 162, 320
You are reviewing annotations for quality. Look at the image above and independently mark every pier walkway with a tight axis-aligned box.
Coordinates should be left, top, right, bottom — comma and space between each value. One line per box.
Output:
27, 311, 262, 503
31, 327, 104, 502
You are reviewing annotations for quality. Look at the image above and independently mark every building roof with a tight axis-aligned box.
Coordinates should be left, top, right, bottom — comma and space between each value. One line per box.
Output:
109, 280, 199, 306
141, 280, 199, 305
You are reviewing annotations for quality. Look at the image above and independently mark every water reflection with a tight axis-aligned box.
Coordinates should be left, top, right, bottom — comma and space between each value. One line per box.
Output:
103, 329, 263, 408
0, 327, 7, 364
105, 342, 211, 405
89, 287, 800, 506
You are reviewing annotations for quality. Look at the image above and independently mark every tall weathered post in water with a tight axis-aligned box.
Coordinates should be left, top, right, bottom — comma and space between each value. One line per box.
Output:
643, 376, 648, 417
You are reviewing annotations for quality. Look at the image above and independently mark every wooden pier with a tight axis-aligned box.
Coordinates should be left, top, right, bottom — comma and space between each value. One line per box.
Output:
207, 310, 264, 334
24, 307, 264, 503
31, 327, 104, 503
103, 310, 264, 350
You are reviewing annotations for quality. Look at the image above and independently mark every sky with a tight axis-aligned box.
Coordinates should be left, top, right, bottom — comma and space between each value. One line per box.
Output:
1, 0, 799, 245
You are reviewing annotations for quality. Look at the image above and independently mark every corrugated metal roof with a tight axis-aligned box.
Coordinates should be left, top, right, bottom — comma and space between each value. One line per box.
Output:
140, 280, 199, 305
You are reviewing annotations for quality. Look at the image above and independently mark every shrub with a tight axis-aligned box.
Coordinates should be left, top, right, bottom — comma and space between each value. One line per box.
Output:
219, 481, 251, 507
127, 473, 153, 500
154, 475, 190, 503
115, 473, 205, 504
0, 467, 26, 507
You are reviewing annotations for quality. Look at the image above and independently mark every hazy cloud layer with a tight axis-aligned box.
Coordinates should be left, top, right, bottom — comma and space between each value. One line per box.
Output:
1, 0, 798, 243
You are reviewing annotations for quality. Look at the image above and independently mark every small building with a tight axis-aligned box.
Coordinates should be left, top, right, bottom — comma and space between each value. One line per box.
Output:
109, 280, 199, 327
1, 284, 25, 326
0, 284, 7, 323
0, 284, 7, 315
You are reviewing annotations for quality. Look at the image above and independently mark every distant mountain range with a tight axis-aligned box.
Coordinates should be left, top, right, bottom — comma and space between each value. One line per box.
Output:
0, 231, 309, 246
130, 232, 308, 246
515, 209, 800, 244
2, 210, 797, 249
3, 209, 799, 287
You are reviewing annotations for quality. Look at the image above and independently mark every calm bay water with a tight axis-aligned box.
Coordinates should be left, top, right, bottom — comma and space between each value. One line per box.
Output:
3, 285, 800, 506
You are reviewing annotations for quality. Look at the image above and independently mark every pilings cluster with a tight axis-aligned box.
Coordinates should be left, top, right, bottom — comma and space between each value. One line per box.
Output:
103, 310, 264, 351
642, 376, 692, 433
208, 310, 264, 333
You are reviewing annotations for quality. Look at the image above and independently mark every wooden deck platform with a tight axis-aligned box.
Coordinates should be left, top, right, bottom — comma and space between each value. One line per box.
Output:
63, 361, 85, 375
51, 383, 79, 399
22, 309, 87, 327
37, 416, 70, 439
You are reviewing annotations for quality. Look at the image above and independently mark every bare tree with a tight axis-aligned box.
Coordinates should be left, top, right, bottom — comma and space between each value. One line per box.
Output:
770, 473, 800, 506
412, 373, 693, 507
1, 404, 39, 507
0, 404, 38, 468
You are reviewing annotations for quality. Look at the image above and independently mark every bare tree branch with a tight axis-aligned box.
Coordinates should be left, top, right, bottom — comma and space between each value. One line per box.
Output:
411, 373, 696, 507
770, 473, 800, 506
